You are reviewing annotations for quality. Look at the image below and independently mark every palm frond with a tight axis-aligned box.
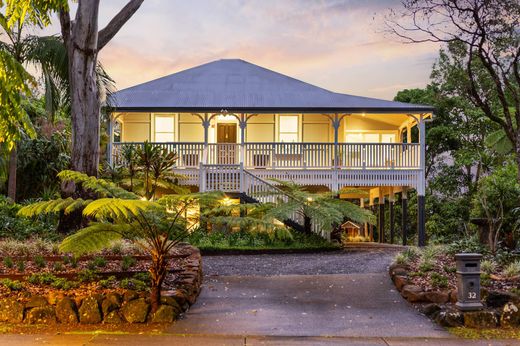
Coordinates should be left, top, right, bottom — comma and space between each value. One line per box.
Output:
82, 198, 154, 221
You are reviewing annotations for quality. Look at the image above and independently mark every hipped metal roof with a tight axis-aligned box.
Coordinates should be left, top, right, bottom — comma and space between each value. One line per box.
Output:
111, 59, 434, 113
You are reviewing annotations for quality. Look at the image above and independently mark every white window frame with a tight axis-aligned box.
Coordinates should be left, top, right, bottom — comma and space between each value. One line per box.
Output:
278, 115, 300, 142
153, 114, 176, 142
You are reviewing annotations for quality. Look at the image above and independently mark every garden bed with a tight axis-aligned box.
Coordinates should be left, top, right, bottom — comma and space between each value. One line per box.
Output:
0, 243, 203, 325
390, 246, 520, 330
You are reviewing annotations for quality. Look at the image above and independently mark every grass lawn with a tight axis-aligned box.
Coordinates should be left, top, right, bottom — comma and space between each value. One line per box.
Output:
448, 327, 520, 339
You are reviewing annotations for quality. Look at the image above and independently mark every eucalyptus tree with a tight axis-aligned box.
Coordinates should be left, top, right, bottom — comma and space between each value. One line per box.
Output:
4, 0, 145, 178
386, 0, 520, 182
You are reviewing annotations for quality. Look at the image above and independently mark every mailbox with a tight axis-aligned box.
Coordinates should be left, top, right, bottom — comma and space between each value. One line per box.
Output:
455, 253, 483, 311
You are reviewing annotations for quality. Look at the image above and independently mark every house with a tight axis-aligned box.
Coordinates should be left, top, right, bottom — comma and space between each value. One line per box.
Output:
109, 59, 433, 246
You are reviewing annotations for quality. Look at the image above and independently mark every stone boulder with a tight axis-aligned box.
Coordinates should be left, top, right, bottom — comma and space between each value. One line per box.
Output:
435, 308, 464, 327
501, 302, 520, 327
0, 297, 24, 323
393, 275, 408, 291
25, 295, 49, 309
463, 310, 499, 328
419, 303, 442, 318
25, 306, 56, 324
102, 294, 122, 316
424, 291, 449, 304
123, 290, 139, 302
104, 310, 123, 324
401, 285, 426, 303
151, 305, 176, 323
160, 296, 182, 313
122, 298, 150, 323
449, 289, 458, 303
78, 296, 102, 324
56, 297, 78, 324
485, 291, 519, 308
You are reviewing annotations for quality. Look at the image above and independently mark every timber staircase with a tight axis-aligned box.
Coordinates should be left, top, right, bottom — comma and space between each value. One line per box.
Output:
199, 164, 317, 235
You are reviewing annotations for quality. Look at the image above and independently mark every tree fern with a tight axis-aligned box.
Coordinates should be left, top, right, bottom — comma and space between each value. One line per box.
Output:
59, 222, 130, 255
17, 197, 90, 217
57, 170, 137, 199
82, 198, 154, 221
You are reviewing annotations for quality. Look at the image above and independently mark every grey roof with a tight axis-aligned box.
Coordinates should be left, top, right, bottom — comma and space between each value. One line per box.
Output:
111, 59, 433, 113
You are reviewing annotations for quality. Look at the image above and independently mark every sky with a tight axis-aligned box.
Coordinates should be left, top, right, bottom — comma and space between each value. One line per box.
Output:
40, 0, 441, 100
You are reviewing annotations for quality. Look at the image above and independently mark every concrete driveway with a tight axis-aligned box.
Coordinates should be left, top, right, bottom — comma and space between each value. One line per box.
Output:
168, 249, 449, 338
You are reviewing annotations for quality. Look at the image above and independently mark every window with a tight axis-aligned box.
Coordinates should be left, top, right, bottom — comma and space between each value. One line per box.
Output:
279, 115, 299, 142
154, 115, 175, 142
345, 132, 396, 143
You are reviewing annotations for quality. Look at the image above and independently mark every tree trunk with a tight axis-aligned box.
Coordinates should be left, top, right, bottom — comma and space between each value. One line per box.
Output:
7, 146, 17, 201
150, 252, 167, 313
516, 142, 520, 184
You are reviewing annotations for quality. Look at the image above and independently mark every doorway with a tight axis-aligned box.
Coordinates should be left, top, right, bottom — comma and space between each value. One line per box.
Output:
216, 123, 237, 164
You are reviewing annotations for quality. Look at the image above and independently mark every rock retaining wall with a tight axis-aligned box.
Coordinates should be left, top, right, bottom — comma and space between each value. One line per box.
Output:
389, 262, 520, 328
0, 244, 202, 324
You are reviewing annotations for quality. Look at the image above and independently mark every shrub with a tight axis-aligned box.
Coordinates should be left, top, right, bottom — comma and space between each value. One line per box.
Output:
418, 260, 434, 272
16, 260, 25, 272
133, 272, 151, 283
50, 277, 78, 290
34, 255, 46, 268
27, 273, 58, 285
503, 261, 520, 278
443, 265, 456, 274
3, 256, 13, 269
394, 253, 409, 265
77, 269, 99, 283
121, 255, 136, 271
99, 276, 117, 288
481, 273, 492, 287
0, 279, 23, 291
91, 256, 107, 268
481, 260, 497, 274
430, 272, 448, 288
446, 235, 486, 255
120, 278, 148, 291
53, 262, 64, 272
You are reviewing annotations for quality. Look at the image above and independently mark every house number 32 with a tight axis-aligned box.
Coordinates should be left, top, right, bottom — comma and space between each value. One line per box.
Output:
468, 292, 477, 299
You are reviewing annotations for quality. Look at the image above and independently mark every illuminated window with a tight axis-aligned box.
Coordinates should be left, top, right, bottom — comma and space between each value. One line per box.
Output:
345, 132, 396, 143
279, 115, 299, 142
154, 115, 175, 142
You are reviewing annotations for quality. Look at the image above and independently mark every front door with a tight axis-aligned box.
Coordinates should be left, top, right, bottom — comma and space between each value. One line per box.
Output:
216, 123, 237, 164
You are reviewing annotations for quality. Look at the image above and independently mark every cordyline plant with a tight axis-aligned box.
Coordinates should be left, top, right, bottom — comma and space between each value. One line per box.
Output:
18, 170, 224, 312
119, 141, 184, 200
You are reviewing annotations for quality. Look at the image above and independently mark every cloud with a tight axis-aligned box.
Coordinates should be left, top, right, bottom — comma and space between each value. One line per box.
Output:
38, 0, 441, 99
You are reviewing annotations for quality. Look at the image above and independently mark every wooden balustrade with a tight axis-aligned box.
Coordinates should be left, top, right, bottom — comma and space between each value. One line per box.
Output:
112, 142, 420, 169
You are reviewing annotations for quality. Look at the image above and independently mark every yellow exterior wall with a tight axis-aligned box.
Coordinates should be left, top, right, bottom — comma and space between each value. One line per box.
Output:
115, 112, 408, 143
120, 113, 150, 142
246, 114, 275, 142
179, 123, 204, 142
302, 114, 330, 142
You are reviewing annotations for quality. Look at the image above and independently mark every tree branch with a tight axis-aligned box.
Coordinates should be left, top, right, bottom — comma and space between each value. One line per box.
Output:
97, 0, 144, 51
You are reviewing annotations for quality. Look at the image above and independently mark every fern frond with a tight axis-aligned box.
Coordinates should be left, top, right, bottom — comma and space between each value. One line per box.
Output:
58, 170, 138, 199
59, 223, 130, 255
82, 198, 154, 220
17, 198, 77, 217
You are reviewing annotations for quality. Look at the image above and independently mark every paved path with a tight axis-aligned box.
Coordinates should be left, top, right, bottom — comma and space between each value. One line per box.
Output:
1, 334, 520, 346
169, 249, 448, 338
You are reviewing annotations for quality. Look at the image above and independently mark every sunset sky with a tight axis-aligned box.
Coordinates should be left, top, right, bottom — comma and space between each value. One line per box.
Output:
42, 0, 441, 100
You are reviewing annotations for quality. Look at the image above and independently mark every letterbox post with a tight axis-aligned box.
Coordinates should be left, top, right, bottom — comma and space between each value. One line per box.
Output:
455, 253, 483, 311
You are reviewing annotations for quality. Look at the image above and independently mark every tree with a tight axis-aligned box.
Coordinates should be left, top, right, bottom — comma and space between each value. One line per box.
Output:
58, 0, 144, 177
386, 0, 520, 182
471, 162, 520, 253
18, 172, 223, 313
4, 0, 144, 177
